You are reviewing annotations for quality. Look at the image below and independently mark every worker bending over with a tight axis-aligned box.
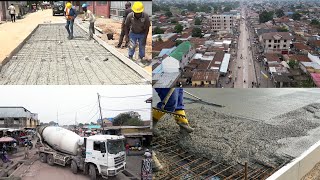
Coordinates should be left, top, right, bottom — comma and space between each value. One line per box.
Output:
65, 2, 77, 40
153, 88, 194, 133
81, 3, 95, 40
125, 1, 150, 65
116, 2, 132, 48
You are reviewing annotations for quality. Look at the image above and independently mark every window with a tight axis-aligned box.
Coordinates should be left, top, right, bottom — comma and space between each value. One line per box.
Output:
224, 20, 226, 22
274, 46, 276, 48
0, 118, 4, 125
274, 40, 277, 43
283, 45, 286, 48
230, 24, 232, 26
94, 141, 102, 151
277, 45, 280, 48
14, 120, 19, 125
268, 45, 271, 47
224, 17, 226, 18
269, 40, 271, 43
14, 118, 19, 120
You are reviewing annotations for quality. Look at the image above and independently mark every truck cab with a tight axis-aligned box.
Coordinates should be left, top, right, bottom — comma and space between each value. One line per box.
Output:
85, 135, 126, 178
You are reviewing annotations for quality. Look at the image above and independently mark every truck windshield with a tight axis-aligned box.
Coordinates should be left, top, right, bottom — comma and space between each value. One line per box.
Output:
107, 140, 125, 155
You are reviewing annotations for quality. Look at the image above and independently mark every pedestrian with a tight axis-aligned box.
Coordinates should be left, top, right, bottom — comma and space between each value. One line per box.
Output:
8, 4, 16, 23
81, 4, 95, 40
125, 1, 151, 65
116, 2, 132, 48
65, 2, 77, 40
125, 143, 130, 155
24, 144, 29, 159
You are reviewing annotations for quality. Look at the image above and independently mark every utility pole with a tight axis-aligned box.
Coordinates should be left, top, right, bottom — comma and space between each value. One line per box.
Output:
97, 93, 103, 128
56, 111, 59, 126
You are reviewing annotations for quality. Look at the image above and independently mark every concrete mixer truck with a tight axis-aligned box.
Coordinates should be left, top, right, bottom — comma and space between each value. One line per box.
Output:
36, 126, 126, 180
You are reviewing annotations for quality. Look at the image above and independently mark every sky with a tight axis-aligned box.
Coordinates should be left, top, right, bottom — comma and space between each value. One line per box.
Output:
0, 86, 152, 125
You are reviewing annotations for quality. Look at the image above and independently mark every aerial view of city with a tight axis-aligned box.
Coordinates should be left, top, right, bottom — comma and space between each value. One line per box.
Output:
152, 0, 320, 88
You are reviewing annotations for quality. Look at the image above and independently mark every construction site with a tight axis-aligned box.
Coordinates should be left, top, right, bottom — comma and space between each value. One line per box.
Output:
152, 89, 320, 179
0, 8, 151, 85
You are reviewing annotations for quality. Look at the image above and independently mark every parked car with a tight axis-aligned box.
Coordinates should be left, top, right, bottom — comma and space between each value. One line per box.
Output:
52, 1, 65, 16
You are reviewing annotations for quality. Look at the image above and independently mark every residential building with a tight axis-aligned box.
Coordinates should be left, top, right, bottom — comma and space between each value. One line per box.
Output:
169, 41, 195, 69
192, 70, 219, 87
209, 15, 235, 33
0, 107, 39, 129
259, 32, 292, 54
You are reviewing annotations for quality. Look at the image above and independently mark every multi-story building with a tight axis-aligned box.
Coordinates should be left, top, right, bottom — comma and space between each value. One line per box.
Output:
259, 32, 292, 54
209, 15, 235, 33
0, 107, 39, 129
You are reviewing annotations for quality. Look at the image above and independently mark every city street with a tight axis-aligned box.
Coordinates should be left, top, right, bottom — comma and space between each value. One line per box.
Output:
234, 7, 257, 88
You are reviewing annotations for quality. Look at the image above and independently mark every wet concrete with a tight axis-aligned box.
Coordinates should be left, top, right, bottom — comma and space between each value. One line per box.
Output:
153, 89, 320, 166
0, 24, 148, 85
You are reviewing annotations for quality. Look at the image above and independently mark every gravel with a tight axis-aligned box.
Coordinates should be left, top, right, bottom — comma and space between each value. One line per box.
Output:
155, 103, 320, 166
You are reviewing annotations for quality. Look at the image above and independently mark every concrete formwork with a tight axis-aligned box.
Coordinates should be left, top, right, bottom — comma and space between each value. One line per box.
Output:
0, 23, 151, 85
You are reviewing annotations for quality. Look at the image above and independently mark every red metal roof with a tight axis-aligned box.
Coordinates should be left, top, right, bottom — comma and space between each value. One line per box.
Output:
310, 73, 320, 87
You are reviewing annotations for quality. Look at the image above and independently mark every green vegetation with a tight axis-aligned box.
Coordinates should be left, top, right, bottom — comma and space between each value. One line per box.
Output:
181, 11, 186, 16
259, 11, 274, 23
174, 24, 183, 33
275, 9, 285, 18
192, 27, 202, 37
311, 19, 320, 26
288, 59, 299, 69
277, 26, 288, 32
165, 11, 173, 17
113, 113, 144, 126
154, 26, 164, 34
292, 13, 302, 21
195, 18, 202, 25
176, 40, 183, 46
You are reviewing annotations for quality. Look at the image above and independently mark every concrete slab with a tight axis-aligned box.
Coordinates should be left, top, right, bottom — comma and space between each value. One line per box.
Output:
0, 23, 150, 85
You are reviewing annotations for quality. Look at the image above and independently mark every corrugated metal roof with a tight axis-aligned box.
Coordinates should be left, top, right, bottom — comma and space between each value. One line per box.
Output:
0, 107, 32, 118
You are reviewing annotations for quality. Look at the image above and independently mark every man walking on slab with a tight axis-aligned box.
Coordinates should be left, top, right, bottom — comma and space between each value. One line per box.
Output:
8, 4, 15, 23
65, 2, 77, 40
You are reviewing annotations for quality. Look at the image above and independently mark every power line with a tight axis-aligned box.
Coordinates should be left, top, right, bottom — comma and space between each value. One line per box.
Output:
100, 94, 152, 99
58, 101, 97, 116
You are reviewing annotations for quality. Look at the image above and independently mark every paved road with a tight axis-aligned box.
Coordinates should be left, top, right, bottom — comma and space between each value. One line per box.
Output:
21, 160, 130, 180
234, 7, 256, 88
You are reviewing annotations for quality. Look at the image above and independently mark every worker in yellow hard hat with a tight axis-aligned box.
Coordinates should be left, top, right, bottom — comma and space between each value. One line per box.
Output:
64, 2, 77, 40
125, 2, 151, 65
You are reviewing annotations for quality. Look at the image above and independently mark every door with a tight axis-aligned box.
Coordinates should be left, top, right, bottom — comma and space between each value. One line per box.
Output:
92, 141, 108, 167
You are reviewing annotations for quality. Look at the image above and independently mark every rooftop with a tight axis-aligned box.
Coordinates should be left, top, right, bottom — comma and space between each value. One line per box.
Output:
169, 41, 192, 61
192, 70, 219, 81
261, 32, 292, 40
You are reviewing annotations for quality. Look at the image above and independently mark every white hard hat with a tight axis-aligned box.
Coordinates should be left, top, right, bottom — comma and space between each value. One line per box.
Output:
144, 152, 151, 158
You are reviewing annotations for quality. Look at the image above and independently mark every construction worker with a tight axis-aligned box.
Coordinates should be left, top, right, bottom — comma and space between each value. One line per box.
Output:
153, 88, 194, 134
125, 1, 150, 65
8, 4, 15, 23
81, 3, 95, 40
115, 2, 132, 48
65, 2, 77, 40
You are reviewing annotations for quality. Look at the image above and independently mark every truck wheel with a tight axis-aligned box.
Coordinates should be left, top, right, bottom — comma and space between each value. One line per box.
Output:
71, 160, 78, 174
40, 153, 47, 163
89, 164, 97, 180
47, 154, 54, 166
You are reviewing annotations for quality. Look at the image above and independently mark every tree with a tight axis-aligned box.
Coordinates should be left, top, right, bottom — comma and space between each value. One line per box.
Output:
112, 113, 144, 126
275, 9, 285, 18
223, 6, 232, 12
288, 59, 299, 69
152, 4, 160, 12
154, 26, 164, 34
187, 3, 197, 12
181, 11, 186, 16
165, 11, 173, 18
292, 13, 301, 21
49, 121, 56, 126
158, 35, 163, 42
176, 40, 183, 46
174, 24, 183, 33
277, 26, 288, 32
192, 27, 202, 37
195, 18, 202, 25
311, 19, 320, 26
259, 11, 274, 23
78, 123, 84, 127
171, 20, 177, 24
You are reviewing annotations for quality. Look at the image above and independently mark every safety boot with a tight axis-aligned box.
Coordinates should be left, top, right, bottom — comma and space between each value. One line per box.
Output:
152, 109, 165, 136
174, 110, 194, 133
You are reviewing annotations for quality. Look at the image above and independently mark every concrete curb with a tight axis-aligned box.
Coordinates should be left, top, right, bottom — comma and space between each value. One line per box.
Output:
76, 21, 152, 83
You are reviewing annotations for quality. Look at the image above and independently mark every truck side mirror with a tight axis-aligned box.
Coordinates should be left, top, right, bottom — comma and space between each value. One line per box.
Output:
100, 142, 106, 154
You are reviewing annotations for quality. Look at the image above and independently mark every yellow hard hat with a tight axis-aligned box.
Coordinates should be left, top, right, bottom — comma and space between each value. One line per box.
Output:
132, 2, 144, 13
66, 2, 72, 9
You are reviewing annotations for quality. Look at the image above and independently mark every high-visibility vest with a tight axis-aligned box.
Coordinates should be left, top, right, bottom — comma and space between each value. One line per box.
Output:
65, 8, 73, 20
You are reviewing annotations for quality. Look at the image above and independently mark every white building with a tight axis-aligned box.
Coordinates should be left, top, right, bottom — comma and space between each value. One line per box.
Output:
259, 32, 292, 54
209, 15, 235, 33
